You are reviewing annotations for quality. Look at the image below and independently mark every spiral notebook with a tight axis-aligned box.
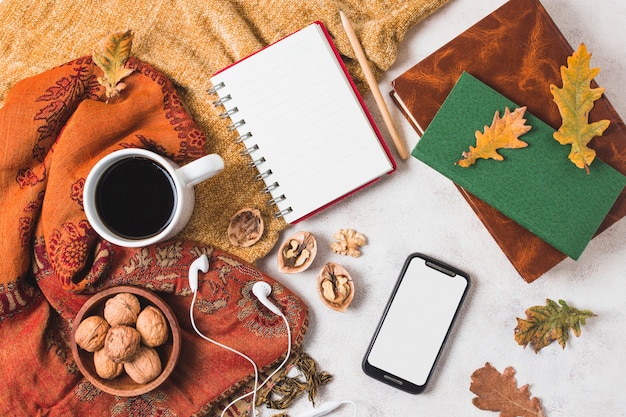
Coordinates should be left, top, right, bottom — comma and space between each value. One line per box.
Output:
208, 22, 396, 224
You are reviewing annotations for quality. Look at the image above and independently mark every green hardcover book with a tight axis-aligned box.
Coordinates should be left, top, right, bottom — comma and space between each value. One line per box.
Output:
412, 72, 626, 260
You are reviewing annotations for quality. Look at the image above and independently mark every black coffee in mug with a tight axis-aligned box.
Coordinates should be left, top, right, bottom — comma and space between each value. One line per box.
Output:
95, 157, 177, 239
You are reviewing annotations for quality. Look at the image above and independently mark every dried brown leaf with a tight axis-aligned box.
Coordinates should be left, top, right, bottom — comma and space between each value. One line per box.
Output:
470, 362, 545, 417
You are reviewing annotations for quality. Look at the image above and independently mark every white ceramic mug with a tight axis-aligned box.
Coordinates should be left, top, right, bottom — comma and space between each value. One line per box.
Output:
84, 148, 224, 247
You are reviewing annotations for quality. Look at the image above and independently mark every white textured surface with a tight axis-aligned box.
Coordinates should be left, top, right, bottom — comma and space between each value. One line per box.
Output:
256, 0, 626, 416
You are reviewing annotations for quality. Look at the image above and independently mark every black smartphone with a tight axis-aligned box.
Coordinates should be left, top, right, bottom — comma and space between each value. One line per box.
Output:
362, 253, 470, 394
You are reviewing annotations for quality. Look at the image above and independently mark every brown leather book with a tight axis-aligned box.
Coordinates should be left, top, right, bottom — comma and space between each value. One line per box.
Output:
391, 0, 626, 282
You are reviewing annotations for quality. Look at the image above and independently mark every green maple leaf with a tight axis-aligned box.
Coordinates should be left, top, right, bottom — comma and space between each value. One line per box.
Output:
514, 299, 595, 353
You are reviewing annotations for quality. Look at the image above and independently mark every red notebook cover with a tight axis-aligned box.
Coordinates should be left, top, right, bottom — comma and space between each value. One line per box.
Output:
391, 0, 626, 282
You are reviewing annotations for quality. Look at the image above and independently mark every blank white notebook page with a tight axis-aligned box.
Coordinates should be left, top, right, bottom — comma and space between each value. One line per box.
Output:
210, 23, 394, 223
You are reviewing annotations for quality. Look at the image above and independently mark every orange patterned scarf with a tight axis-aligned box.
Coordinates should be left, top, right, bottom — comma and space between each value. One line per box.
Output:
0, 57, 307, 416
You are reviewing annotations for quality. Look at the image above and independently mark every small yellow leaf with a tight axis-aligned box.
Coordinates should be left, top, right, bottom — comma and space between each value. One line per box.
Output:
92, 30, 135, 102
457, 106, 531, 167
550, 43, 610, 173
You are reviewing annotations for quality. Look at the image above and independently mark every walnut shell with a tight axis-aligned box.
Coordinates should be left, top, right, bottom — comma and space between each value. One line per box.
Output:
228, 207, 264, 247
75, 315, 110, 352
94, 348, 124, 379
124, 346, 162, 385
277, 231, 317, 273
317, 262, 354, 312
104, 325, 141, 363
136, 306, 169, 347
103, 293, 141, 326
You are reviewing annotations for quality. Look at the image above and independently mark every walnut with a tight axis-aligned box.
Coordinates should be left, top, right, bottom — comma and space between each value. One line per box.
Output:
136, 306, 169, 347
317, 262, 354, 312
94, 348, 124, 379
104, 325, 141, 363
103, 293, 141, 326
277, 231, 317, 273
124, 346, 162, 384
330, 229, 367, 258
75, 315, 110, 352
228, 207, 264, 247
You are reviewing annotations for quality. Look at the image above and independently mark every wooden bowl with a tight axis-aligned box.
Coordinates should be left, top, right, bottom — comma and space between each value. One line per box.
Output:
71, 286, 181, 397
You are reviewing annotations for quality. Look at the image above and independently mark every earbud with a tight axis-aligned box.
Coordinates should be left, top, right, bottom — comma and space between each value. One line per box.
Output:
252, 281, 283, 316
188, 254, 209, 293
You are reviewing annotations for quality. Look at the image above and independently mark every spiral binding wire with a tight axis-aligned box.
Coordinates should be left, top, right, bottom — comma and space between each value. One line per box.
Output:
206, 82, 225, 95
267, 194, 286, 205
254, 170, 273, 181
248, 156, 265, 167
212, 94, 232, 106
227, 120, 246, 131
261, 182, 280, 194
208, 82, 293, 219
219, 107, 239, 118
235, 132, 253, 144
240, 144, 259, 156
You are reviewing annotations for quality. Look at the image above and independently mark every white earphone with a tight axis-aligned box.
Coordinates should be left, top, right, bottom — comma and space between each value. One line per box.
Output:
188, 254, 290, 417
251, 281, 284, 316
188, 254, 209, 293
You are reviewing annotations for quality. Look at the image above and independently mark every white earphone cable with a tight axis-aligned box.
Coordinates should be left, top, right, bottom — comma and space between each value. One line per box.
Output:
254, 313, 291, 393
189, 290, 259, 417
189, 287, 292, 417
344, 400, 358, 417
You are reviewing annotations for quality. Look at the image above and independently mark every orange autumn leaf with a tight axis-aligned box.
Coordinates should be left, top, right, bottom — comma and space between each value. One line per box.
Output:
92, 30, 135, 102
550, 43, 610, 173
457, 107, 531, 167
470, 363, 545, 417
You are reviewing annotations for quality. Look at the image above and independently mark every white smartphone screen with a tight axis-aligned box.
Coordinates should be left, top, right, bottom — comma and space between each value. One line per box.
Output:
365, 254, 469, 388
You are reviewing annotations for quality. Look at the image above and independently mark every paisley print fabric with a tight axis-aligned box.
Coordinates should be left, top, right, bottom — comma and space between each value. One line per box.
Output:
0, 57, 308, 417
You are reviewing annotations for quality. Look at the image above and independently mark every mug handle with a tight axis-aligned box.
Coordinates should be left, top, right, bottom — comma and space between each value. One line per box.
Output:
177, 154, 224, 187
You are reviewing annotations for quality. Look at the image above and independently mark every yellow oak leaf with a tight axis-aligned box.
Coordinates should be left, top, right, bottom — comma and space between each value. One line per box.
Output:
550, 43, 610, 173
457, 106, 531, 167
92, 30, 135, 102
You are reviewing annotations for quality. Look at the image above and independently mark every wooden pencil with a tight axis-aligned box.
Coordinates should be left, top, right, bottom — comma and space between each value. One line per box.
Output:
340, 10, 409, 160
